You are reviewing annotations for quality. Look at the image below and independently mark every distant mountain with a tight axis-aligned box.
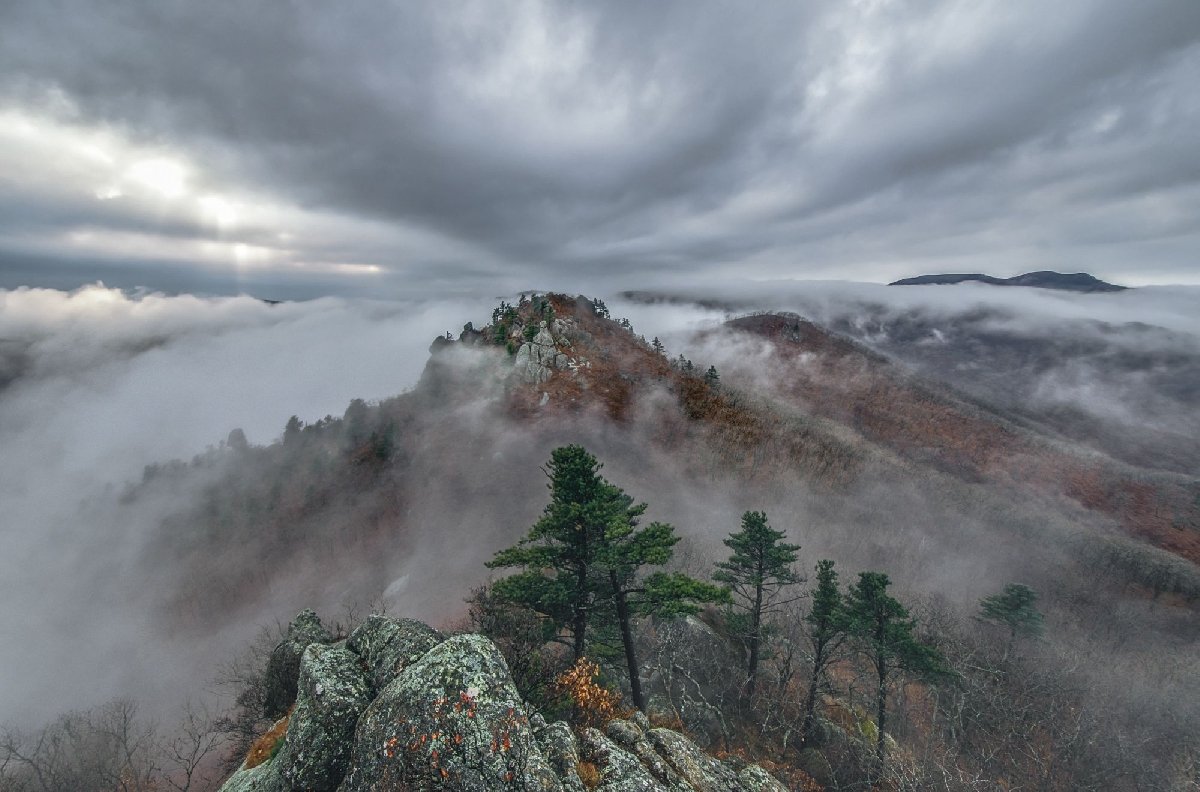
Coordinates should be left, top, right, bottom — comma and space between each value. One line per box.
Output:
890, 271, 1126, 292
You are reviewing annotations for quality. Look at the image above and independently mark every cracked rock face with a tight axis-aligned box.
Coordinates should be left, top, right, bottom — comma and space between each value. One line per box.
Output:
219, 612, 787, 792
263, 609, 334, 719
515, 322, 566, 384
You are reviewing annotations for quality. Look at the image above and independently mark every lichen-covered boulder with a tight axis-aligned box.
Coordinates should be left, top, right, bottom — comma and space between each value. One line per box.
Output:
340, 634, 562, 791
577, 727, 664, 792
217, 760, 283, 792
263, 609, 333, 718
274, 644, 372, 791
346, 614, 445, 691
218, 644, 372, 792
645, 728, 740, 792
535, 721, 586, 792
604, 719, 687, 791
735, 764, 789, 792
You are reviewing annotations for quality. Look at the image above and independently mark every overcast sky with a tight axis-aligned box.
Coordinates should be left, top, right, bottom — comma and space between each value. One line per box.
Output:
1, 1, 1198, 298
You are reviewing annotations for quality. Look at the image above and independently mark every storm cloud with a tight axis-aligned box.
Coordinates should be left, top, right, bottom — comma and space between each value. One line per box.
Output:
1, 1, 1198, 295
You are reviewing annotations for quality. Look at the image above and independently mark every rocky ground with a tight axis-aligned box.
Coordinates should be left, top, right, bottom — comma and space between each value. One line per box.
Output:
219, 611, 789, 792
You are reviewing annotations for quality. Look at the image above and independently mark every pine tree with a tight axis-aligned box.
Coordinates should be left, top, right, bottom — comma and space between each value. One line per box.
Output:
487, 445, 724, 711
651, 337, 666, 356
704, 365, 720, 388
600, 519, 727, 710
282, 415, 302, 446
487, 445, 632, 660
978, 583, 1043, 656
713, 511, 802, 697
844, 572, 951, 764
800, 559, 847, 747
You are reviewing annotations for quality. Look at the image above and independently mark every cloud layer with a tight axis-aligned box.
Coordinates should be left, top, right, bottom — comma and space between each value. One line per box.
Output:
1, 1, 1198, 295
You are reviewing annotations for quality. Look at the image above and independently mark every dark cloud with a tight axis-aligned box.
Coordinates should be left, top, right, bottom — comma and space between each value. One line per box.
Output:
0, 1, 1198, 292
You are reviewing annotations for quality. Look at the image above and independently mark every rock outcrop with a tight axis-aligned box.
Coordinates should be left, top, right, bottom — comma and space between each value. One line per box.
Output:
262, 609, 333, 718
515, 321, 572, 384
220, 611, 787, 792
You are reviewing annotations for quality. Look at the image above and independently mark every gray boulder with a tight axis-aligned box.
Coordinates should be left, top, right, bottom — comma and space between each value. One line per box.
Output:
577, 727, 663, 792
515, 322, 564, 384
535, 721, 586, 792
220, 644, 371, 792
346, 614, 444, 691
263, 610, 333, 718
736, 764, 790, 791
339, 634, 562, 791
274, 644, 372, 791
646, 728, 741, 792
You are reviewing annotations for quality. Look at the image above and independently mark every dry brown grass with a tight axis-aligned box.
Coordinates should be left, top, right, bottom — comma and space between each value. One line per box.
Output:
244, 707, 292, 769
577, 759, 601, 788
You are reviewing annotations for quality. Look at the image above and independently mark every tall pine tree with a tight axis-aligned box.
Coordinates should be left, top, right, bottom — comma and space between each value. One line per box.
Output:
978, 583, 1043, 658
487, 445, 634, 660
713, 511, 803, 697
800, 559, 847, 747
488, 445, 724, 710
844, 572, 951, 764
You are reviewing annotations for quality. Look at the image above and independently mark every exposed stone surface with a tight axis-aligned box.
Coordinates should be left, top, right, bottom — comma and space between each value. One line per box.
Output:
515, 322, 566, 384
263, 609, 333, 718
220, 612, 786, 792
642, 615, 740, 749
221, 643, 371, 792
578, 727, 663, 792
647, 728, 741, 792
535, 721, 586, 792
275, 644, 371, 791
736, 764, 790, 791
340, 634, 562, 791
346, 614, 444, 691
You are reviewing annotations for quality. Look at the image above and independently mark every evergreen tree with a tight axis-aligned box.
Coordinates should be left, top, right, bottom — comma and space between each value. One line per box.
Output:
800, 559, 847, 747
713, 511, 802, 697
844, 572, 951, 764
704, 365, 720, 387
282, 415, 302, 446
978, 583, 1043, 656
651, 337, 666, 356
600, 518, 727, 710
486, 445, 630, 660
488, 445, 724, 711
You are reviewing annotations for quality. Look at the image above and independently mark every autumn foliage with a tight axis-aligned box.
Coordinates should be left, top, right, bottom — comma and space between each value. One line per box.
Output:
554, 658, 625, 730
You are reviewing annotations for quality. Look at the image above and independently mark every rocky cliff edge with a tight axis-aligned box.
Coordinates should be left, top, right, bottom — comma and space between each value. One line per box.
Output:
220, 611, 788, 792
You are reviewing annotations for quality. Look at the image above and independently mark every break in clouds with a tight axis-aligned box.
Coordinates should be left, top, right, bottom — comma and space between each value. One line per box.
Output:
1, 281, 1197, 727
1, 1, 1199, 295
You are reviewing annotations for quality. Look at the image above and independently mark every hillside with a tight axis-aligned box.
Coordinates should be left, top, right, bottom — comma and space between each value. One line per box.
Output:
44, 292, 1199, 791
889, 271, 1127, 292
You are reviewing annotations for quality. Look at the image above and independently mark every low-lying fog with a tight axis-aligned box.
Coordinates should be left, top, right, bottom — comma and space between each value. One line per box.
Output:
1, 280, 1196, 729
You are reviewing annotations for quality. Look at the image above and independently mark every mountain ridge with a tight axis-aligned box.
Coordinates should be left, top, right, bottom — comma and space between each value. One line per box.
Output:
889, 271, 1126, 291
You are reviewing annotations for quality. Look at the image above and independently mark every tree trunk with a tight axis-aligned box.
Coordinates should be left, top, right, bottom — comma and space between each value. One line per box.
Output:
573, 539, 589, 661
800, 643, 824, 748
747, 577, 763, 698
611, 572, 645, 711
572, 604, 587, 662
875, 659, 888, 764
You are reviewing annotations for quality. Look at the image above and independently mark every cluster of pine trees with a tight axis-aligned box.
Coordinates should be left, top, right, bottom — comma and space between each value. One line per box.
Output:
481, 445, 1044, 773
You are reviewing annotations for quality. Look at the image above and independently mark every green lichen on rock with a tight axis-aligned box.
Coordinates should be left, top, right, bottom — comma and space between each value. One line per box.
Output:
645, 728, 740, 792
535, 721, 586, 792
340, 634, 562, 791
263, 609, 333, 718
346, 614, 445, 691
735, 764, 790, 791
218, 613, 788, 792
274, 644, 372, 791
216, 760, 282, 792
577, 727, 663, 792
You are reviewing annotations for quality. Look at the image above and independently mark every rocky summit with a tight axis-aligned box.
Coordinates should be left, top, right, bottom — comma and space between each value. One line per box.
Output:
219, 611, 788, 792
